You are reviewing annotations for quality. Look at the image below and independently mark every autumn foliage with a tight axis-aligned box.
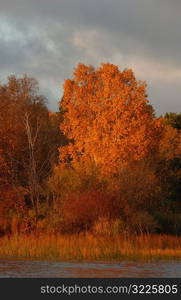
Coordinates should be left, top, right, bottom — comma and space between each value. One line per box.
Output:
0, 65, 180, 236
60, 63, 162, 178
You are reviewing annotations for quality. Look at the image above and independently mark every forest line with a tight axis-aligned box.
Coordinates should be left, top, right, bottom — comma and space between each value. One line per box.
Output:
0, 63, 181, 237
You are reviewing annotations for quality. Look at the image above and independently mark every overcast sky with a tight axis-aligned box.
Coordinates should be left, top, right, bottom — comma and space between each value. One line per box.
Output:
0, 0, 180, 115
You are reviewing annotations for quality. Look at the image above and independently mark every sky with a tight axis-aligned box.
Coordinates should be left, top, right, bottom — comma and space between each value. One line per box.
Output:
0, 0, 181, 115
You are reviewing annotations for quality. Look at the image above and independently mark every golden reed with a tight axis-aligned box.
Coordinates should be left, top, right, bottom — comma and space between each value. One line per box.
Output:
0, 233, 181, 261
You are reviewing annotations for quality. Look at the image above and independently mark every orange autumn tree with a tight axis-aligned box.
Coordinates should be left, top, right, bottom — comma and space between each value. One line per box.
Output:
59, 63, 161, 179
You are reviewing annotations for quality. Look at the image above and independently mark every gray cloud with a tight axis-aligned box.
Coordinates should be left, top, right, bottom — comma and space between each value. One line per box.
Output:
0, 0, 180, 114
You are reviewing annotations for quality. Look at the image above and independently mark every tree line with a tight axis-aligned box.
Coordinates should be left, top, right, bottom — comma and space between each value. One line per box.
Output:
0, 64, 180, 235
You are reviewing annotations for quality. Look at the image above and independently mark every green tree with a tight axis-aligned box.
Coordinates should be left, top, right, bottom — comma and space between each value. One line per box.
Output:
164, 112, 181, 130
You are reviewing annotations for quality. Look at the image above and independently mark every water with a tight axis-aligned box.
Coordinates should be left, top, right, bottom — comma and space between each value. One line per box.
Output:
0, 260, 180, 277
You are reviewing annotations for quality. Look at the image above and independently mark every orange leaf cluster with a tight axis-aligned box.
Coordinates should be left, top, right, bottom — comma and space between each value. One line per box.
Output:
59, 63, 162, 176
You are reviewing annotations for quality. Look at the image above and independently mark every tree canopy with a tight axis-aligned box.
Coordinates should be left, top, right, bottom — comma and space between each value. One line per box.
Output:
59, 63, 162, 177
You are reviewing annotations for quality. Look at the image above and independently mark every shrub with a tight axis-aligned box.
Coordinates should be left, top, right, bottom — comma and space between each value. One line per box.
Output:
93, 217, 126, 235
129, 211, 160, 234
60, 190, 119, 233
156, 212, 181, 234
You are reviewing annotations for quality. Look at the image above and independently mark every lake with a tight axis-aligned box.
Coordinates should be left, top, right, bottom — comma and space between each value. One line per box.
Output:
0, 260, 180, 277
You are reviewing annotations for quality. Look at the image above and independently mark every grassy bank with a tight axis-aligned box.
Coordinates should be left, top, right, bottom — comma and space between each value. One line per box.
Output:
0, 234, 181, 262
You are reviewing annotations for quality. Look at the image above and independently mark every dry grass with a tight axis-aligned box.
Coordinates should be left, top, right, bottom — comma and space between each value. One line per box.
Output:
0, 233, 181, 261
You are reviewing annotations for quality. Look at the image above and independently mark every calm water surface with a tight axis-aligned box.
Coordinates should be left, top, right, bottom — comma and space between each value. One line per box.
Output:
0, 260, 180, 277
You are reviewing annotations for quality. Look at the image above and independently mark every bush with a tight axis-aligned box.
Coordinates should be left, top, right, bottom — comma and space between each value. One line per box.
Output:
129, 211, 160, 234
114, 160, 163, 217
93, 217, 126, 235
156, 212, 181, 234
59, 190, 119, 233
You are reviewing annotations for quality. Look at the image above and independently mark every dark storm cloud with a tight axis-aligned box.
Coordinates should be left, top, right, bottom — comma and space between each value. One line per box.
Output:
0, 0, 180, 113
